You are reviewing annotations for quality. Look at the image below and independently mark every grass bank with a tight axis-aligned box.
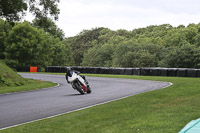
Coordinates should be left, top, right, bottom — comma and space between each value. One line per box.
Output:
1, 74, 200, 133
0, 61, 57, 94
0, 61, 26, 88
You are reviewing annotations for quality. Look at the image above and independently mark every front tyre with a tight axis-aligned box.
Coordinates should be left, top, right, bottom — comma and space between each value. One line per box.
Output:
87, 86, 92, 94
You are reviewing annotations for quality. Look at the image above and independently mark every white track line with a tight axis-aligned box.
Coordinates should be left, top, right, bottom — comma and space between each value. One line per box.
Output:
0, 82, 172, 130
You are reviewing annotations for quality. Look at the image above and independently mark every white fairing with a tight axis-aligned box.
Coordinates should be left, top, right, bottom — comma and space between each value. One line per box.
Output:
68, 72, 77, 82
68, 71, 87, 86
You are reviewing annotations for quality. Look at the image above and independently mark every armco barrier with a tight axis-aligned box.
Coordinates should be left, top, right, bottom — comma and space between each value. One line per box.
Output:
118, 68, 125, 75
186, 69, 197, 77
140, 68, 162, 76
141, 68, 151, 76
87, 67, 95, 74
177, 68, 187, 77
91, 67, 100, 74
110, 68, 125, 75
73, 66, 84, 73
44, 66, 200, 78
37, 67, 41, 72
160, 68, 167, 76
109, 68, 115, 74
60, 66, 67, 73
133, 68, 141, 75
125, 68, 133, 75
167, 68, 177, 77
15, 67, 41, 72
45, 66, 67, 73
15, 67, 30, 72
100, 67, 110, 74
95, 67, 102, 74
197, 70, 200, 77
150, 68, 161, 76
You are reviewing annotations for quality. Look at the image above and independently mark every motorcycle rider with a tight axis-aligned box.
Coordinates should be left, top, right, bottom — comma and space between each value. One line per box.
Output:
65, 67, 91, 94
65, 67, 87, 84
65, 67, 72, 83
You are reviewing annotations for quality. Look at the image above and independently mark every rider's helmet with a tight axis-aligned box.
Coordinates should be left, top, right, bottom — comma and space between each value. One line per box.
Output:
66, 67, 74, 76
66, 67, 71, 73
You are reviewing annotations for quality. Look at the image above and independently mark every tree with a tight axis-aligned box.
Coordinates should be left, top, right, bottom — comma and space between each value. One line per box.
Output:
4, 22, 54, 67
164, 29, 188, 47
81, 44, 114, 67
194, 33, 200, 46
32, 18, 65, 40
0, 0, 60, 22
163, 44, 200, 68
29, 0, 60, 21
51, 39, 74, 66
65, 23, 200, 68
70, 28, 105, 65
134, 50, 157, 67
112, 41, 161, 67
184, 24, 198, 44
0, 19, 12, 59
0, 0, 27, 22
116, 29, 132, 38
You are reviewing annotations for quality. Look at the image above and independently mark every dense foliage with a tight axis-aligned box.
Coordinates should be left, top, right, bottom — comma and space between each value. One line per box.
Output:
0, 0, 60, 22
67, 24, 200, 68
0, 19, 74, 68
0, 19, 12, 59
1, 0, 200, 69
1, 15, 200, 68
0, 0, 72, 68
32, 18, 65, 40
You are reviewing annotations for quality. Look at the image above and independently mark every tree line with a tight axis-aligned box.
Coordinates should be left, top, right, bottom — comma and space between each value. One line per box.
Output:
67, 24, 200, 68
2, 21, 200, 68
1, 20, 200, 69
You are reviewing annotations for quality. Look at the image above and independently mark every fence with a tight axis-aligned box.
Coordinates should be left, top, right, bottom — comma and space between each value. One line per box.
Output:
45, 66, 200, 78
14, 67, 41, 72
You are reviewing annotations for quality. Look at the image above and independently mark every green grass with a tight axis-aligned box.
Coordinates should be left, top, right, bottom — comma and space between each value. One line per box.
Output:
0, 61, 57, 94
1, 74, 200, 133
0, 79, 57, 94
0, 61, 27, 87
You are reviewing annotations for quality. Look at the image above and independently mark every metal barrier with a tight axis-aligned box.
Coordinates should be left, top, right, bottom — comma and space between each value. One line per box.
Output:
45, 66, 200, 77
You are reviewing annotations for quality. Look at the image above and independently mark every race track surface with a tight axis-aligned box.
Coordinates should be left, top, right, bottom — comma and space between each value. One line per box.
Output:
0, 73, 171, 129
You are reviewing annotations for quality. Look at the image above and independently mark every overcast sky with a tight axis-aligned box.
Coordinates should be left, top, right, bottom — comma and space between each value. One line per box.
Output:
28, 0, 200, 37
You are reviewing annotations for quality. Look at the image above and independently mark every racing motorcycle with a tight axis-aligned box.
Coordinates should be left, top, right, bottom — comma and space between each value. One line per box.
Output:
65, 69, 91, 94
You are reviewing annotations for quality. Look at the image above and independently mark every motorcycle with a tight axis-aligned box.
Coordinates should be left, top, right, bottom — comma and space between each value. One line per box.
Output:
65, 69, 91, 94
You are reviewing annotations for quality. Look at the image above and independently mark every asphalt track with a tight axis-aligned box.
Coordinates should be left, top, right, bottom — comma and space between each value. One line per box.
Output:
0, 73, 171, 129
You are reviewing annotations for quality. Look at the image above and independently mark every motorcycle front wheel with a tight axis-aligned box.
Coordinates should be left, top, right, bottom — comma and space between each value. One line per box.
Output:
87, 86, 91, 94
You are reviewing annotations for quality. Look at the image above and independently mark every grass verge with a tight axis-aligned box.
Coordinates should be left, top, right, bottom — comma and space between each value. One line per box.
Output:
0, 61, 57, 94
1, 74, 200, 133
0, 79, 57, 94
